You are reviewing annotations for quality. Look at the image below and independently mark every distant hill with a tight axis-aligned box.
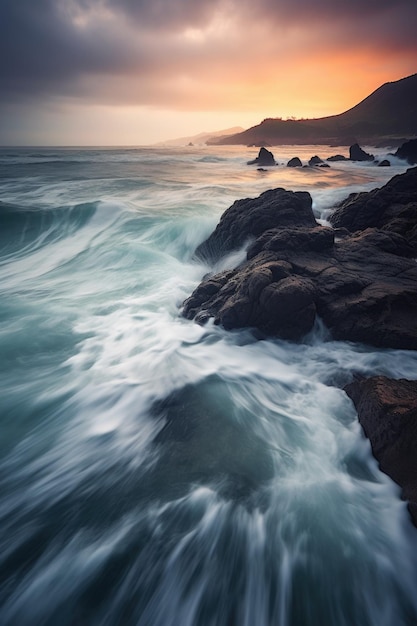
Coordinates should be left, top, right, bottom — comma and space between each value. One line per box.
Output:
156, 127, 245, 147
212, 74, 417, 147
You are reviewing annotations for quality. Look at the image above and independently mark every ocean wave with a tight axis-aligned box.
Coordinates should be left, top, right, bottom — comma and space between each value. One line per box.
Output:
1, 145, 416, 625
0, 201, 98, 260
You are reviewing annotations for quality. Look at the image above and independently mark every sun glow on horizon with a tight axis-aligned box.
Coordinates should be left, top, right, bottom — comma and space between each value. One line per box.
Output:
1, 0, 416, 146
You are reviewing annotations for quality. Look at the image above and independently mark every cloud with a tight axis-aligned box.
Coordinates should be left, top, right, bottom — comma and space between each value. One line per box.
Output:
0, 0, 416, 111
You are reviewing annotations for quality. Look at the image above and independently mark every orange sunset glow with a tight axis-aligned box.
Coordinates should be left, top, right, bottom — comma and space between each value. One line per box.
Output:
0, 0, 416, 145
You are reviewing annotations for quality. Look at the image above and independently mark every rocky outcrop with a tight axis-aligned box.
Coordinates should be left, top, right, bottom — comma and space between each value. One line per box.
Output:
349, 143, 375, 161
329, 167, 417, 252
345, 377, 417, 525
247, 147, 276, 166
184, 221, 417, 348
395, 138, 417, 165
184, 176, 417, 349
378, 159, 391, 167
287, 157, 302, 167
194, 187, 316, 263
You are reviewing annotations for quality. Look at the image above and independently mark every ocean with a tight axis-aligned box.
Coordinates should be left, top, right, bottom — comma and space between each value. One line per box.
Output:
1, 144, 417, 625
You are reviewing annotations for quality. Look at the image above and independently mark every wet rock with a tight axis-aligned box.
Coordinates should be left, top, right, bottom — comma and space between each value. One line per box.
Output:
184, 227, 417, 349
246, 225, 335, 259
247, 147, 276, 166
395, 138, 417, 165
184, 248, 316, 339
309, 155, 324, 166
184, 172, 417, 349
344, 377, 417, 526
287, 157, 302, 167
378, 159, 391, 167
349, 143, 375, 161
194, 187, 316, 263
329, 167, 417, 252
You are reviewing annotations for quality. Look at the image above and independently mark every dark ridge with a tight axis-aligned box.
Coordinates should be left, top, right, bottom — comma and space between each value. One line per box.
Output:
209, 74, 417, 146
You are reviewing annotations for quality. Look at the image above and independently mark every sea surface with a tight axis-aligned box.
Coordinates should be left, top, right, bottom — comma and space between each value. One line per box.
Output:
1, 144, 417, 625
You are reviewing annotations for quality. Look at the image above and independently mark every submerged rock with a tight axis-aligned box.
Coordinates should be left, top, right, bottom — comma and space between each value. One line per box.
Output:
345, 377, 417, 526
150, 378, 274, 500
349, 143, 375, 161
327, 154, 348, 162
247, 147, 276, 166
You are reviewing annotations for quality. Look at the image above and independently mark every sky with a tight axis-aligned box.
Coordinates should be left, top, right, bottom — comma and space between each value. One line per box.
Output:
0, 0, 416, 146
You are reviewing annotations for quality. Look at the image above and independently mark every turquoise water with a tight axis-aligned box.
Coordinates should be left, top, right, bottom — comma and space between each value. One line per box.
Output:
1, 145, 417, 625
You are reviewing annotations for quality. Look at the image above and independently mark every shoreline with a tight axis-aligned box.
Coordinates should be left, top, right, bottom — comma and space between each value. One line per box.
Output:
182, 162, 417, 526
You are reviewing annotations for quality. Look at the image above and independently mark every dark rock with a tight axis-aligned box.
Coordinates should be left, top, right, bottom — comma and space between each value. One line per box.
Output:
329, 167, 417, 253
247, 147, 276, 166
184, 225, 417, 349
194, 187, 317, 263
184, 249, 316, 339
319, 163, 331, 168
287, 157, 302, 167
184, 171, 417, 349
246, 225, 335, 259
378, 159, 391, 167
344, 377, 417, 526
309, 155, 324, 166
395, 138, 417, 165
349, 143, 375, 161
327, 154, 348, 162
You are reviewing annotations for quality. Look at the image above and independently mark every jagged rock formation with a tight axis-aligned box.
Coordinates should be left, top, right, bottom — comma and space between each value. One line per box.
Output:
247, 147, 276, 166
349, 143, 374, 161
184, 169, 417, 349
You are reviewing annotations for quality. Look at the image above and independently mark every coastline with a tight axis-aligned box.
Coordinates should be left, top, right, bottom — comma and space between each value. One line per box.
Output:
182, 160, 417, 525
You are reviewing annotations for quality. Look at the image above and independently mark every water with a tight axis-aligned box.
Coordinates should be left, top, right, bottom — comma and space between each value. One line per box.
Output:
1, 144, 417, 625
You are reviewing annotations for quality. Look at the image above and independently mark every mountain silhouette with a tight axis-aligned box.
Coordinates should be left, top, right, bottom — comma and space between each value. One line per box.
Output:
212, 74, 417, 146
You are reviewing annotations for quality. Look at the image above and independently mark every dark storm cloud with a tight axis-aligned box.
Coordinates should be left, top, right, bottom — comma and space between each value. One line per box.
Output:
105, 0, 417, 37
0, 0, 416, 104
106, 0, 222, 29
236, 0, 417, 51
0, 0, 155, 99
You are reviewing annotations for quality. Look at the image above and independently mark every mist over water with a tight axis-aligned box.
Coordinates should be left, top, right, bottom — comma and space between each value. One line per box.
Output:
1, 145, 416, 625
